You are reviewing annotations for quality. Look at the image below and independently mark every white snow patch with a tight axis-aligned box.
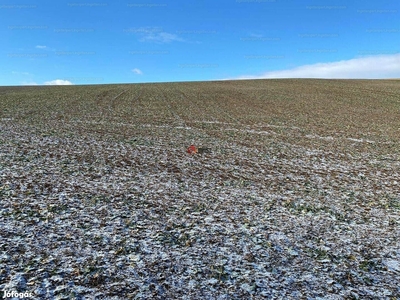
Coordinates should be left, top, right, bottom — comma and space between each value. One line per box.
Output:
347, 137, 375, 143
383, 259, 400, 272
305, 134, 335, 141
224, 128, 275, 135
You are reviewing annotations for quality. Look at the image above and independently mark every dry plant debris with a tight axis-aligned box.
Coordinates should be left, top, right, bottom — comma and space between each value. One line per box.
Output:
0, 79, 399, 299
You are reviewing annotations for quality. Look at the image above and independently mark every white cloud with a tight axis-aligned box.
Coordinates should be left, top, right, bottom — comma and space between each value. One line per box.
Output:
36, 45, 47, 49
230, 53, 400, 79
127, 26, 185, 43
44, 79, 73, 85
19, 79, 73, 86
140, 32, 184, 43
132, 68, 143, 75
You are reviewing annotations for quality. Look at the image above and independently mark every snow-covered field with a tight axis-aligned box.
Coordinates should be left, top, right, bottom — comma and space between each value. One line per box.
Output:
1, 79, 399, 299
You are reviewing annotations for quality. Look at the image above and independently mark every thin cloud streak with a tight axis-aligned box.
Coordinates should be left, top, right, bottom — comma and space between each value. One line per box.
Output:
140, 32, 184, 43
229, 53, 400, 79
132, 68, 143, 75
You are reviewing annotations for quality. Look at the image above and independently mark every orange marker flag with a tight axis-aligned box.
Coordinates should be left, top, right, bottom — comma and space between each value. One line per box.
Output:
187, 145, 198, 154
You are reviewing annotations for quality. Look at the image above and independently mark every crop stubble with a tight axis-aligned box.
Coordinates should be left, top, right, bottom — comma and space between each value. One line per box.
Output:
0, 79, 399, 299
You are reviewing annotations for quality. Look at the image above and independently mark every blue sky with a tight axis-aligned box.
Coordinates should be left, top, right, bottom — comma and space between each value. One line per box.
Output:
1, 0, 400, 85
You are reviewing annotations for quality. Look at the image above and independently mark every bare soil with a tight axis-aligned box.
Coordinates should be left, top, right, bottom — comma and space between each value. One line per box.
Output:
0, 79, 399, 299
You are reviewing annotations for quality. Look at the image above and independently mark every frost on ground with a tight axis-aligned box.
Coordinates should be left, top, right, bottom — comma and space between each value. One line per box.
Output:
0, 80, 399, 299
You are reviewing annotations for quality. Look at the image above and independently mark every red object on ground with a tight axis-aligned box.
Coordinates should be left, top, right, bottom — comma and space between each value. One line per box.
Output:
187, 145, 198, 154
